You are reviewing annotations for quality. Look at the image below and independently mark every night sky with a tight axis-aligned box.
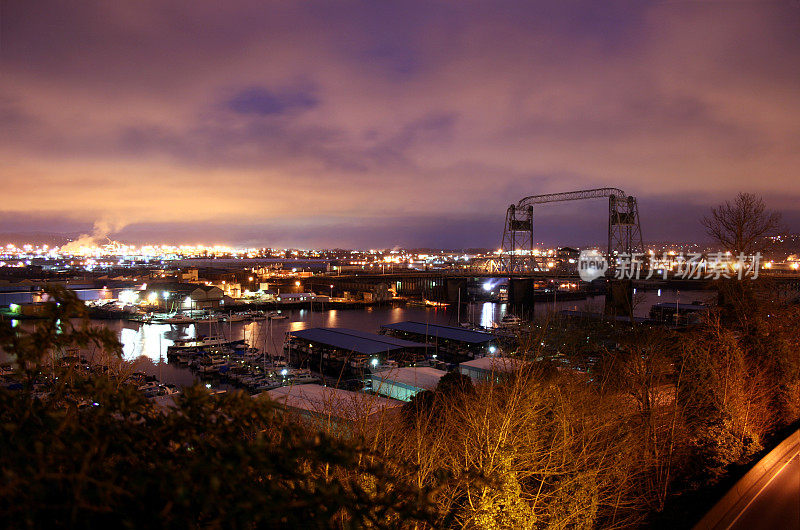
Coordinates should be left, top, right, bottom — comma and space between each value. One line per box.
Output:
1, 1, 799, 248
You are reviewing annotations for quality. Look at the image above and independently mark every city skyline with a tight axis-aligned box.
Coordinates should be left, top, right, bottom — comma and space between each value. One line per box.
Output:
2, 1, 799, 247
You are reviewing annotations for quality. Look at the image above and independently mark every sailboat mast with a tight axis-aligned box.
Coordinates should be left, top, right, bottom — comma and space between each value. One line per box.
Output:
457, 288, 461, 324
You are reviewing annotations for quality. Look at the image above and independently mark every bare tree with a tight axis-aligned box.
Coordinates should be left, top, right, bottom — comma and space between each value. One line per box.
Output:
702, 193, 782, 255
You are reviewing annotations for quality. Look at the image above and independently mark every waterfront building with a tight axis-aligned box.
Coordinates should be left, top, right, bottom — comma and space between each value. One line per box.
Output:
459, 356, 529, 383
286, 327, 428, 376
370, 366, 446, 402
264, 383, 403, 431
140, 282, 223, 310
380, 321, 498, 361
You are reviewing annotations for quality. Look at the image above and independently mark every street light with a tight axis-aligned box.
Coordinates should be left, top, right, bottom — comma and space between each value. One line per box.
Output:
330, 284, 334, 298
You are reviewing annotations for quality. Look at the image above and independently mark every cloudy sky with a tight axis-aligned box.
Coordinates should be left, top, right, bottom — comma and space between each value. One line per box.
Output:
1, 1, 799, 248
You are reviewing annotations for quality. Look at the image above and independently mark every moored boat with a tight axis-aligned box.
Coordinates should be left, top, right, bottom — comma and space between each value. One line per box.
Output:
158, 313, 196, 324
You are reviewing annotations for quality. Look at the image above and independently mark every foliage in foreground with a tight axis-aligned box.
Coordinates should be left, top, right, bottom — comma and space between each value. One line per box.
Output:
0, 288, 437, 529
2, 281, 799, 529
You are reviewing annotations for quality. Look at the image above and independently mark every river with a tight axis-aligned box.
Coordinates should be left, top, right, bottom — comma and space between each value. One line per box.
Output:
3, 288, 715, 387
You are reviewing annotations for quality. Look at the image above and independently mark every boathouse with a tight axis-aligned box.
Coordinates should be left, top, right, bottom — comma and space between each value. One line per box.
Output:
380, 321, 499, 361
370, 366, 447, 402
286, 327, 428, 375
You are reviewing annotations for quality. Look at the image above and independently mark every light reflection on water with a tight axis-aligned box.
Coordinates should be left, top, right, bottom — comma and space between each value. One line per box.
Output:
112, 306, 459, 363
3, 290, 714, 386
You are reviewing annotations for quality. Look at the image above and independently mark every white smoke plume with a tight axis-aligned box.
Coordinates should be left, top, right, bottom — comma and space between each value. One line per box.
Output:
60, 217, 128, 254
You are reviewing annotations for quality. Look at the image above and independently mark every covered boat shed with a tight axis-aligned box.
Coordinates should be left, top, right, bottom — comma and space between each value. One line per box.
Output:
286, 328, 429, 374
459, 356, 529, 383
380, 321, 499, 361
370, 366, 446, 402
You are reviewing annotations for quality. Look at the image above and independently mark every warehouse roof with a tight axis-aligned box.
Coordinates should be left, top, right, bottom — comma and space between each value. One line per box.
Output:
287, 327, 427, 355
372, 366, 446, 391
381, 321, 497, 344
460, 356, 528, 373
265, 384, 402, 419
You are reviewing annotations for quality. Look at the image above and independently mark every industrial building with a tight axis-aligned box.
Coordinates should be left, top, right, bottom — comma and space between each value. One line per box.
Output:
276, 292, 322, 303
370, 366, 446, 402
459, 356, 529, 383
138, 282, 223, 310
380, 321, 499, 361
285, 328, 429, 376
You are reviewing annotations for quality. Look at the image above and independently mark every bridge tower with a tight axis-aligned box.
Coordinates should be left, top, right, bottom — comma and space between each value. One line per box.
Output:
608, 193, 644, 260
500, 204, 535, 273
500, 188, 644, 273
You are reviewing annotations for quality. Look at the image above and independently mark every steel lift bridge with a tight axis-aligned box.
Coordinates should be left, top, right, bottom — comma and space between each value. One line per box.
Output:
500, 187, 644, 273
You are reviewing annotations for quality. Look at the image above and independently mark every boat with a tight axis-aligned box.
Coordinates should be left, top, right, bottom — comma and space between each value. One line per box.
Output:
158, 313, 196, 324
494, 314, 524, 328
222, 313, 250, 323
289, 374, 321, 385
368, 359, 398, 373
142, 384, 180, 399
243, 310, 267, 320
253, 380, 285, 392
196, 358, 229, 374
267, 312, 288, 320
168, 336, 241, 351
167, 337, 247, 360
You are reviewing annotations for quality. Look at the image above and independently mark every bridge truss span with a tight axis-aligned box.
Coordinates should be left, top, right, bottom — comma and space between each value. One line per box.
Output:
516, 187, 626, 207
501, 187, 644, 273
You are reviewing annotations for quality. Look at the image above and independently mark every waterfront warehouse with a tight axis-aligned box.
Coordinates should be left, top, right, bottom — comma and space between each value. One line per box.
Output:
370, 366, 447, 402
380, 321, 499, 362
285, 327, 428, 376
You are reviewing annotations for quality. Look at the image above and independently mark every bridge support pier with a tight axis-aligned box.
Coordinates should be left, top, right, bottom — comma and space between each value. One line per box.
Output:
445, 279, 468, 303
508, 278, 536, 316
604, 279, 633, 320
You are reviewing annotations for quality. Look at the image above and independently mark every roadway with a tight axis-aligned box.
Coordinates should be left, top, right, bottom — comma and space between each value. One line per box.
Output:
727, 451, 800, 529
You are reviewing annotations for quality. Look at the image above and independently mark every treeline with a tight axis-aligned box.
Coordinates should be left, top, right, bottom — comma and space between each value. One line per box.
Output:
1, 282, 799, 528
365, 279, 800, 528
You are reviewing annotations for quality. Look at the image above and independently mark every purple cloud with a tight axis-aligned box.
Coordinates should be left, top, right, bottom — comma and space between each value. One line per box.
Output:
0, 0, 798, 247
226, 86, 318, 116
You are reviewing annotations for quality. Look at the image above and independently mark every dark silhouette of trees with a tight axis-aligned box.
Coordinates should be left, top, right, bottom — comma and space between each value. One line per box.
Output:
3, 285, 799, 528
0, 288, 438, 529
701, 192, 782, 255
